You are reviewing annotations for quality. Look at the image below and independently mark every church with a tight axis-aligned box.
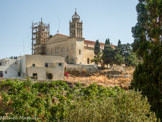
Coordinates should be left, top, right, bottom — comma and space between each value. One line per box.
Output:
32, 10, 114, 64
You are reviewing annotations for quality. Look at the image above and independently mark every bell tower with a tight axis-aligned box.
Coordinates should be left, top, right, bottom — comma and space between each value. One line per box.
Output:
69, 9, 83, 38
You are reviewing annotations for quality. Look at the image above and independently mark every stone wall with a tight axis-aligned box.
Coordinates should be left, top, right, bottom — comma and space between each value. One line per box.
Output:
65, 64, 98, 73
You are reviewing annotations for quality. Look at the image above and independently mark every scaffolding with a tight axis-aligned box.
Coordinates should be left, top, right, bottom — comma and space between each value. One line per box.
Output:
32, 18, 50, 55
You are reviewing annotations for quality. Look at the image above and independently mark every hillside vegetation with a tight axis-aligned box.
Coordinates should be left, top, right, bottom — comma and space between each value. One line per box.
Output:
0, 80, 158, 121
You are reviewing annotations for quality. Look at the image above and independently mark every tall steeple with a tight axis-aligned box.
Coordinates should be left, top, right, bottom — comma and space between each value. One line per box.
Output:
69, 9, 83, 38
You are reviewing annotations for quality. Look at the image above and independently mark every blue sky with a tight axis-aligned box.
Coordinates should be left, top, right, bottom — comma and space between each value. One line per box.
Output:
0, 0, 138, 59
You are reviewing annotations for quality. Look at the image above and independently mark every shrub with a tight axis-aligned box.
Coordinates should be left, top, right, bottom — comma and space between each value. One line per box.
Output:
65, 90, 158, 122
0, 80, 158, 121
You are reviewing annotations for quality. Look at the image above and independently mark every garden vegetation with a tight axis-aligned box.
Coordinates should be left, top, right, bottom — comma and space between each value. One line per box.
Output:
0, 80, 158, 121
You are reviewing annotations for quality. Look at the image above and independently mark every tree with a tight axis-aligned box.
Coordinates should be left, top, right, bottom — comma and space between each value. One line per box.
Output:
92, 40, 101, 66
91, 52, 102, 66
113, 40, 124, 65
130, 44, 162, 118
94, 40, 100, 55
102, 39, 113, 67
122, 43, 138, 67
130, 0, 162, 119
118, 40, 121, 47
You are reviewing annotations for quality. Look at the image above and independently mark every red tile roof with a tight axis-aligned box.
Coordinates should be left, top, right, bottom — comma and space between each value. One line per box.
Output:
84, 40, 115, 47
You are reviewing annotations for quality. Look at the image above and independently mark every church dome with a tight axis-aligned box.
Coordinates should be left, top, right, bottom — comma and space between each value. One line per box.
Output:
72, 9, 80, 19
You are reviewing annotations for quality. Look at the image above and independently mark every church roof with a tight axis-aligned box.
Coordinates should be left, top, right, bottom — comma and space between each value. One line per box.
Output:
84, 40, 115, 47
55, 33, 69, 37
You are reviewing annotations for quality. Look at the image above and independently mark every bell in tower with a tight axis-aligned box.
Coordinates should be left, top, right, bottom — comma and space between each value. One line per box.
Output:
69, 9, 83, 38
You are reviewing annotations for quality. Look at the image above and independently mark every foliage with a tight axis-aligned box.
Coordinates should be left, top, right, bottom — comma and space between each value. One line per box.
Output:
92, 39, 139, 67
94, 40, 100, 55
91, 52, 102, 66
102, 38, 114, 67
131, 0, 161, 57
65, 90, 157, 122
121, 43, 139, 67
92, 40, 102, 66
130, 0, 162, 119
113, 40, 124, 65
130, 43, 162, 119
0, 80, 158, 121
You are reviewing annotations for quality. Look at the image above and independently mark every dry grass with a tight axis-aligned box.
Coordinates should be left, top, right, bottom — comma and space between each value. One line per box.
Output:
65, 67, 135, 89
66, 74, 132, 89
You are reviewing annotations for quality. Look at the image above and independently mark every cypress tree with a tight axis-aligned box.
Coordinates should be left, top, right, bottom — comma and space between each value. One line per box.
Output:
102, 38, 113, 67
94, 40, 100, 55
130, 0, 162, 119
118, 40, 121, 47
92, 40, 101, 66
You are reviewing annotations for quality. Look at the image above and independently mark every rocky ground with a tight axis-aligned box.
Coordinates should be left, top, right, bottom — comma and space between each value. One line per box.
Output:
64, 67, 135, 89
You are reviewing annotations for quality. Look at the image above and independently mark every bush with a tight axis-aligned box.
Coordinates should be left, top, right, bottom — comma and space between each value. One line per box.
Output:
0, 80, 158, 121
65, 90, 157, 122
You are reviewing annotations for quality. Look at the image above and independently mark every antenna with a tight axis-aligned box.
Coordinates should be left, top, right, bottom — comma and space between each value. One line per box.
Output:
57, 20, 60, 33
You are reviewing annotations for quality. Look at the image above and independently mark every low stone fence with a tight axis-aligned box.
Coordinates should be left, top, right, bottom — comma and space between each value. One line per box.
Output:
65, 64, 98, 76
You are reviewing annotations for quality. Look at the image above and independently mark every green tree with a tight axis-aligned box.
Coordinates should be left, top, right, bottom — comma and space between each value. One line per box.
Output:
130, 0, 162, 119
94, 40, 100, 55
92, 40, 101, 66
122, 43, 138, 67
102, 39, 113, 67
113, 40, 124, 65
91, 52, 102, 66
118, 39, 121, 47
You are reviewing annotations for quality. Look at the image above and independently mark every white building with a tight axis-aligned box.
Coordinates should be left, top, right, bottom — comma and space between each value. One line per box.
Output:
0, 55, 65, 80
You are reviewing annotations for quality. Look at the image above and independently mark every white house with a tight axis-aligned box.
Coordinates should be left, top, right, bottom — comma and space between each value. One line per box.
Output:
0, 55, 65, 80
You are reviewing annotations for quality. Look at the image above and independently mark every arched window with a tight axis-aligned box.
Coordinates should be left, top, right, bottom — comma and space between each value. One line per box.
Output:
79, 49, 81, 55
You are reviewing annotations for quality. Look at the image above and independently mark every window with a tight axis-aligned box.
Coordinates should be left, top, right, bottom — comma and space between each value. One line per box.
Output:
32, 64, 35, 67
79, 49, 81, 55
18, 72, 21, 76
87, 58, 90, 64
47, 73, 53, 79
59, 63, 62, 66
0, 63, 1, 66
45, 63, 48, 67
33, 73, 37, 77
5, 71, 7, 74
